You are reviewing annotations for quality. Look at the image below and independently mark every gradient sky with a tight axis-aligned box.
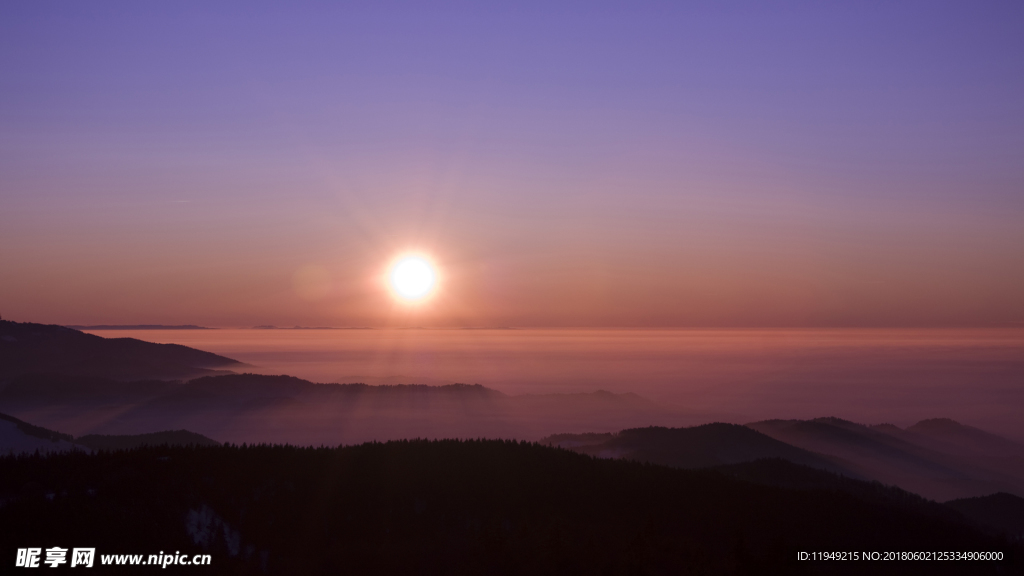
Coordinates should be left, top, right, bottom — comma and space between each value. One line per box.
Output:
2, 1, 1022, 327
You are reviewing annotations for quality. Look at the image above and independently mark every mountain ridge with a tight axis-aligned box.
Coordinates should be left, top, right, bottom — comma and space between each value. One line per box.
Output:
747, 417, 1024, 501
0, 320, 241, 381
542, 423, 855, 476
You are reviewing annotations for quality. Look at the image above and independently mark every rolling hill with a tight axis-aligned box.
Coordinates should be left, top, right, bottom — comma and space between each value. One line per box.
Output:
0, 411, 219, 454
0, 373, 692, 446
541, 423, 854, 475
747, 417, 1024, 501
0, 320, 241, 381
0, 412, 82, 456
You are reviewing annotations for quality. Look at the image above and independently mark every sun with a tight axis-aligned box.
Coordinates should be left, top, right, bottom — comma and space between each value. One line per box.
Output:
389, 256, 437, 301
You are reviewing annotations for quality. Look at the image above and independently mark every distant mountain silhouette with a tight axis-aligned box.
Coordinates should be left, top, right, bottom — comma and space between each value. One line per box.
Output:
1, 411, 219, 454
544, 419, 1024, 501
6, 367, 1023, 501
66, 325, 212, 330
0, 320, 241, 380
747, 417, 1024, 501
0, 373, 690, 447
0, 412, 81, 455
902, 417, 1024, 457
541, 423, 854, 475
75, 430, 220, 451
0, 411, 73, 443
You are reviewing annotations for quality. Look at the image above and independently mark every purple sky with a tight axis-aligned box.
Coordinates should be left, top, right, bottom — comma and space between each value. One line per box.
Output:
1, 2, 1022, 327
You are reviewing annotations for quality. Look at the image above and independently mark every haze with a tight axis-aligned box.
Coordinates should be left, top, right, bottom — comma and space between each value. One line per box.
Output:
77, 327, 1024, 441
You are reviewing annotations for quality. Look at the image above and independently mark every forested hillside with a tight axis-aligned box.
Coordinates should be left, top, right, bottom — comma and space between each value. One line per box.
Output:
1, 441, 1018, 575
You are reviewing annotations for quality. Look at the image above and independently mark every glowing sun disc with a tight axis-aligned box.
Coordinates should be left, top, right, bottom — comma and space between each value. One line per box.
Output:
390, 257, 436, 300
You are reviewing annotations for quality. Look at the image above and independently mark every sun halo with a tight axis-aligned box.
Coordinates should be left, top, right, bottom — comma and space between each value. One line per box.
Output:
388, 255, 438, 302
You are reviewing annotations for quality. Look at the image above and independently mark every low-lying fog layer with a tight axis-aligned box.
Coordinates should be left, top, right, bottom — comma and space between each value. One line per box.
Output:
83, 328, 1024, 441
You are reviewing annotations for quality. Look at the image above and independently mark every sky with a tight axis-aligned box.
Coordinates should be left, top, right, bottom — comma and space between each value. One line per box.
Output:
1, 1, 1023, 327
